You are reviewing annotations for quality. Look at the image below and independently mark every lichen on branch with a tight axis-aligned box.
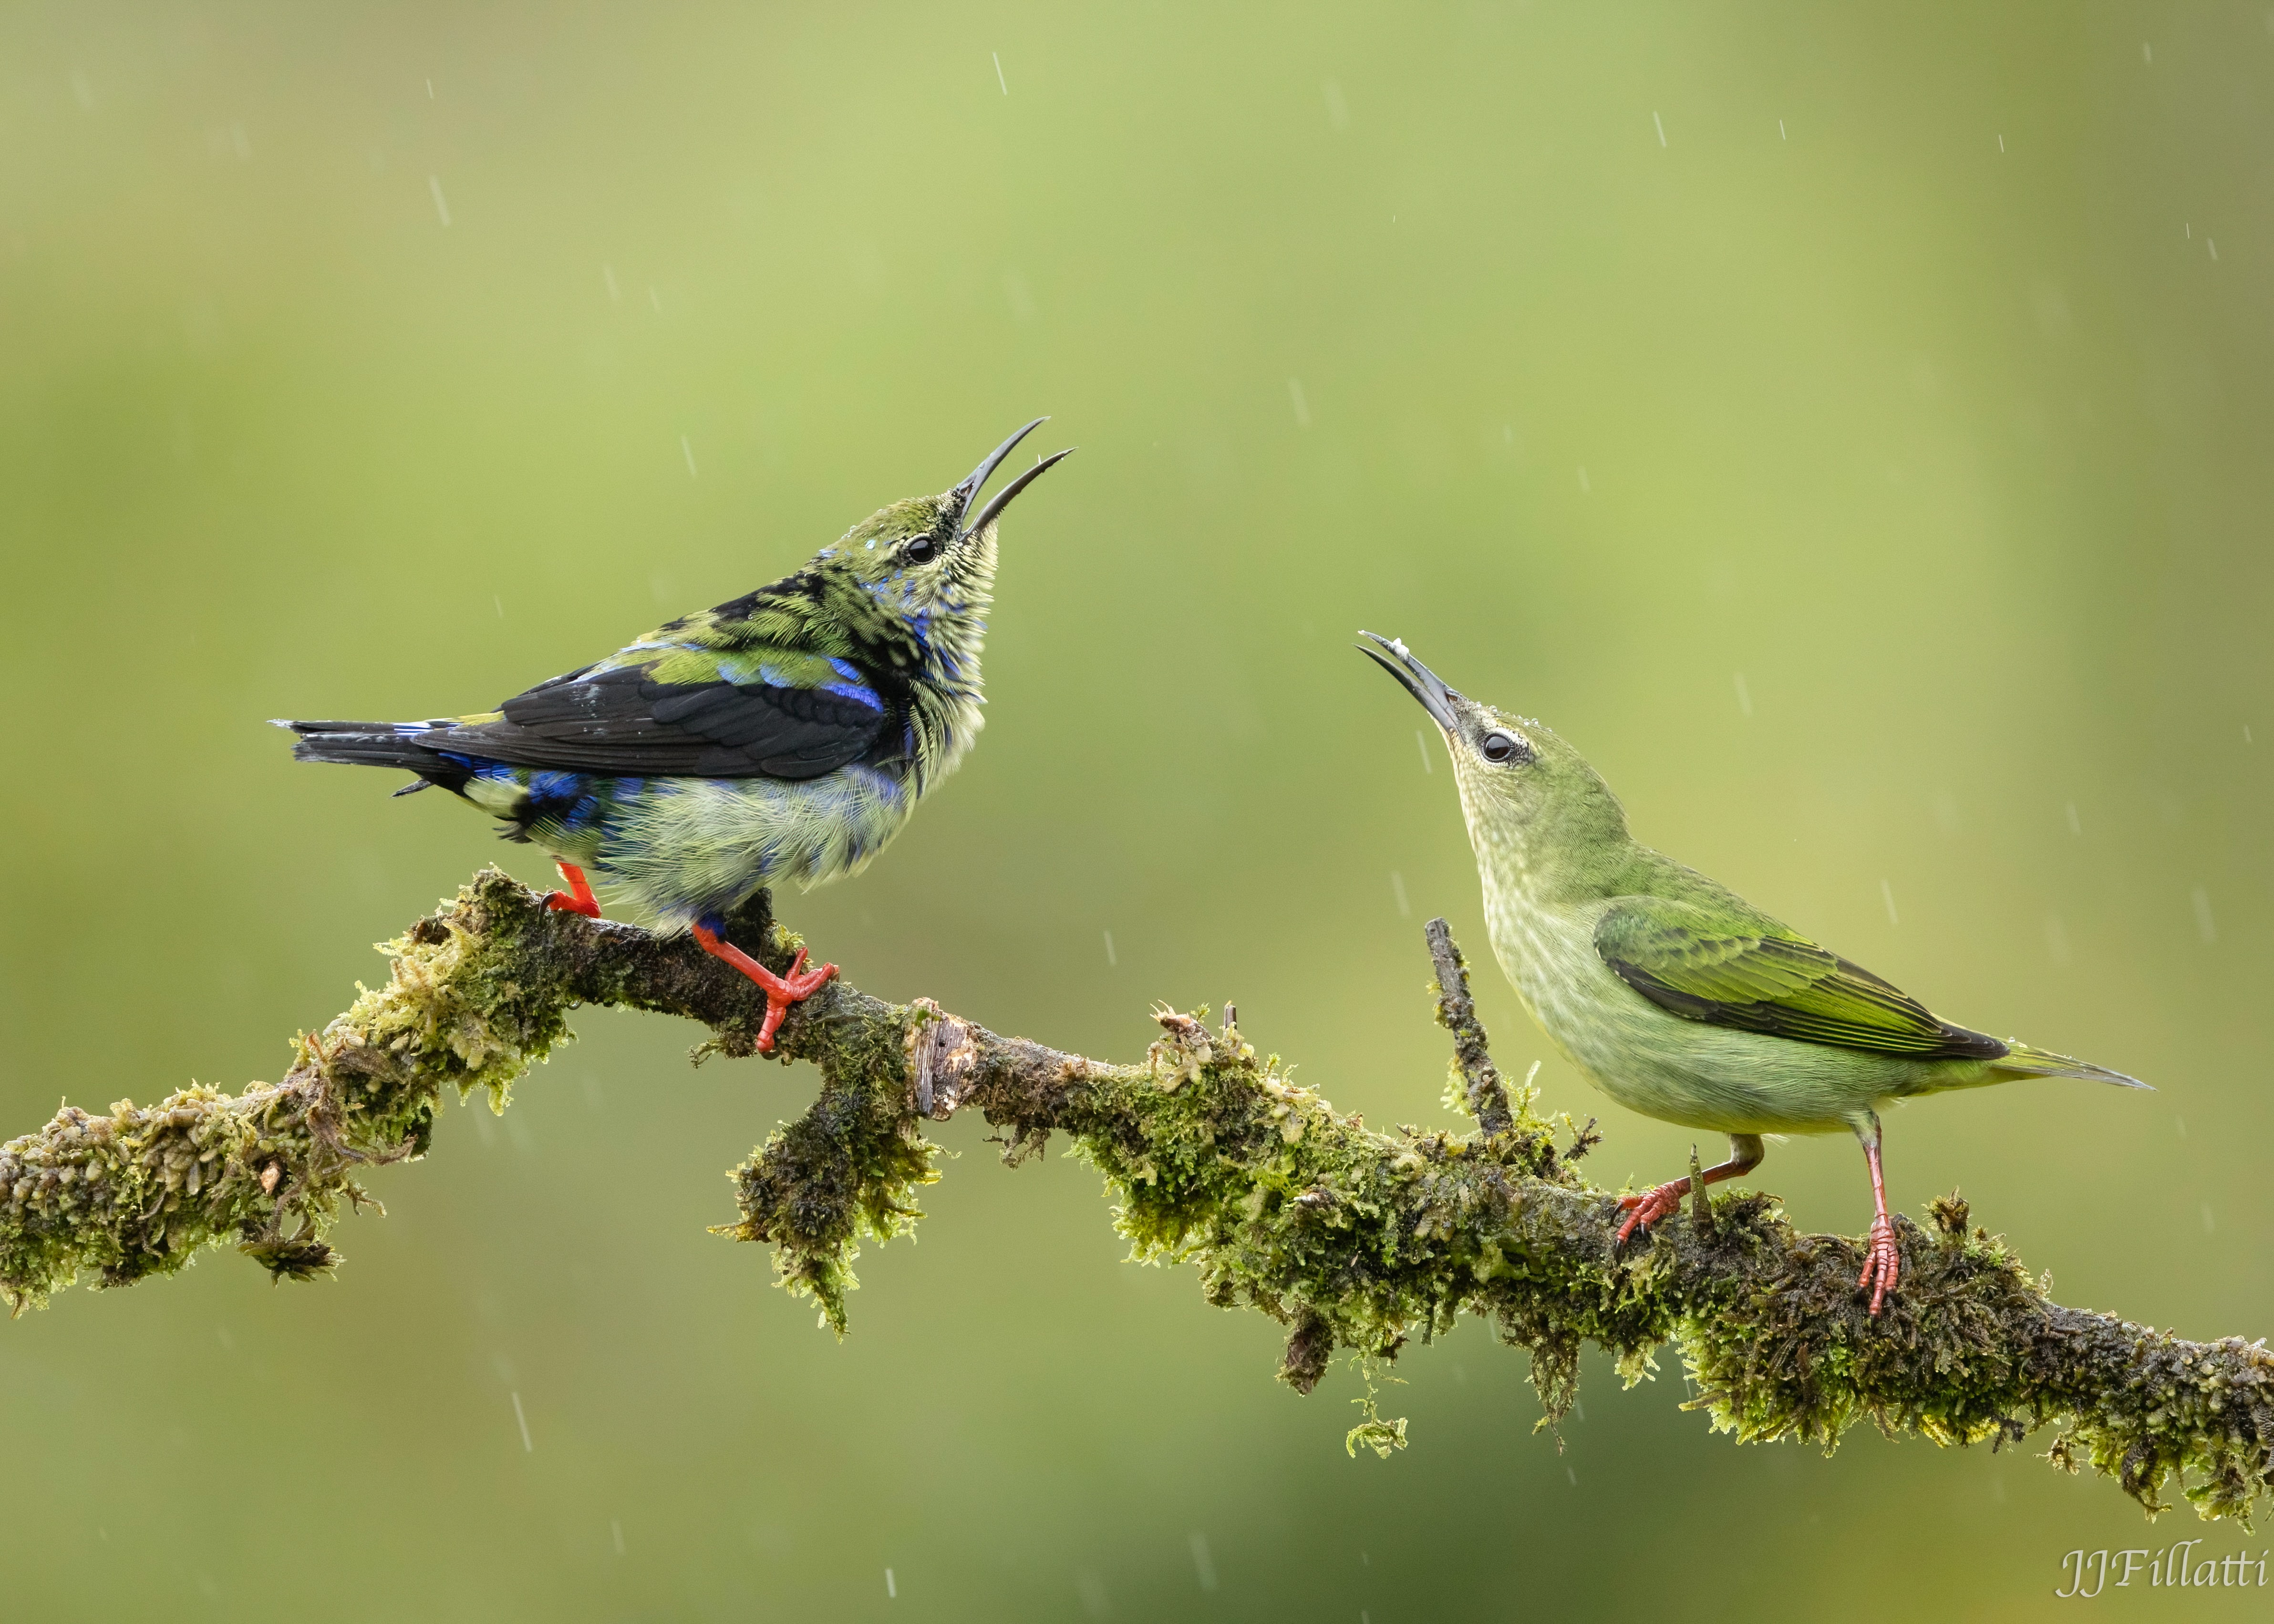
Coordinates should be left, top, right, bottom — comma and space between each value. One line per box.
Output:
1, 868, 2267, 1526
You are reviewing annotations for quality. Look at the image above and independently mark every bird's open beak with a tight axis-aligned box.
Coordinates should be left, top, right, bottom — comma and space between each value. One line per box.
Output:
954, 418, 1076, 539
1357, 631, 1463, 734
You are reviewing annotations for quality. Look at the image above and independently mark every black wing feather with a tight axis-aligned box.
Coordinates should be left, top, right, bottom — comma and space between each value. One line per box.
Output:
425, 667, 887, 780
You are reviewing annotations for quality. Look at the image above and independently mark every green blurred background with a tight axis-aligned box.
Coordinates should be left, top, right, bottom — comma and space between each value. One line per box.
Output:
4, 3, 2270, 1618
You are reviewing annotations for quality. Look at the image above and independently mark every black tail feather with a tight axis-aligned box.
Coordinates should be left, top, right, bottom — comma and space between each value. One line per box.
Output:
276, 720, 470, 795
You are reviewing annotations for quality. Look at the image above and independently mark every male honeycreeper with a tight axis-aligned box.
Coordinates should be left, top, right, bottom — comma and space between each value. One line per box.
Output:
1361, 634, 2145, 1314
280, 421, 1072, 1051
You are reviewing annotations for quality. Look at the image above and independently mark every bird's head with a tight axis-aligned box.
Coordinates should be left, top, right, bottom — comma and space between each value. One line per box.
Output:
816, 420, 1074, 649
1359, 632, 1628, 880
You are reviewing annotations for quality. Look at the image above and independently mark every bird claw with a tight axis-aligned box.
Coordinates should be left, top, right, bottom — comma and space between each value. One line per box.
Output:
1859, 1214, 1901, 1316
691, 925, 837, 1053
544, 862, 603, 919
1615, 1179, 1689, 1245
752, 947, 838, 1054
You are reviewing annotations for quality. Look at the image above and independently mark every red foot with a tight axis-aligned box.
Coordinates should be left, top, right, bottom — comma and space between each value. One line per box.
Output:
1616, 1179, 1690, 1244
1859, 1214, 1901, 1316
692, 924, 837, 1054
545, 862, 602, 919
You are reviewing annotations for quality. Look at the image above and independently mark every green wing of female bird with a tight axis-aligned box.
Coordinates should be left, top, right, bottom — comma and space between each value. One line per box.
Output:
1592, 892, 2143, 1083
1591, 894, 2003, 1059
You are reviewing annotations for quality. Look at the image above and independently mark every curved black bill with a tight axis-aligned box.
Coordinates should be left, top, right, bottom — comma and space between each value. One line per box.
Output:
962, 447, 1075, 538
952, 419, 1075, 537
1356, 631, 1462, 733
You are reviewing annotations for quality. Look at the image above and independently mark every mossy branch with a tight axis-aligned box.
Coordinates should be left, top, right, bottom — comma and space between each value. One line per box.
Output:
2, 870, 2267, 1525
1425, 917, 1513, 1136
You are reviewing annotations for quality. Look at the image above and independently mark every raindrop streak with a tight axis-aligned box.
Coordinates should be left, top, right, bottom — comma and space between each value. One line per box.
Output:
2175, 1115, 2187, 1139
2245, 725, 2254, 744
1881, 880, 1900, 926
611, 1519, 624, 1555
1568, 1466, 1579, 1485
1324, 79, 1350, 130
603, 264, 620, 302
1733, 673, 1752, 717
2142, 41, 2153, 63
682, 436, 698, 478
885, 1568, 897, 1599
511, 1392, 533, 1452
426, 77, 434, 99
1103, 931, 1117, 968
2201, 1203, 2215, 1234
1997, 134, 2005, 153
2065, 802, 2082, 835
1391, 871, 1410, 918
1189, 1532, 1219, 1592
2208, 239, 2219, 261
1779, 119, 1787, 140
1653, 110, 1667, 147
1289, 378, 1312, 429
992, 52, 1007, 96
2191, 887, 2216, 945
1576, 465, 1591, 494
428, 175, 452, 226
1417, 730, 1432, 774
493, 595, 504, 619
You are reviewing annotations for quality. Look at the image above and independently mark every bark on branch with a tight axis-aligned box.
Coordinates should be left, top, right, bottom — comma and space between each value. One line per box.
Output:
1, 869, 2267, 1524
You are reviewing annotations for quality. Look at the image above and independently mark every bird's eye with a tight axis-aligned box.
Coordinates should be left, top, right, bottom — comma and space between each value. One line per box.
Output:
903, 536, 941, 565
1481, 732, 1521, 763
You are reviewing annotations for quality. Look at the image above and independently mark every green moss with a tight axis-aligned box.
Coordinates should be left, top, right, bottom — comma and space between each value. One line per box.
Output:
351, 901, 578, 1113
2045, 1330, 2274, 1523
6, 869, 2263, 1527
1050, 1009, 1595, 1433
718, 965, 942, 1333
0, 875, 570, 1311
1345, 1360, 1411, 1457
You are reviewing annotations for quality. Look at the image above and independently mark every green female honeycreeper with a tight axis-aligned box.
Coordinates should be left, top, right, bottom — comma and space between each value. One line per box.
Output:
280, 421, 1073, 1051
1360, 634, 2146, 1314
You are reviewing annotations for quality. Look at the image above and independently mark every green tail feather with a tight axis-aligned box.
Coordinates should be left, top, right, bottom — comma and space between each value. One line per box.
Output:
1995, 1043, 2150, 1090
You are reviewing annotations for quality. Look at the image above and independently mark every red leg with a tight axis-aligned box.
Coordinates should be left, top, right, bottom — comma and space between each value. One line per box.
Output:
1856, 1114, 1900, 1315
545, 862, 602, 919
691, 924, 837, 1054
1616, 1133, 1765, 1244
